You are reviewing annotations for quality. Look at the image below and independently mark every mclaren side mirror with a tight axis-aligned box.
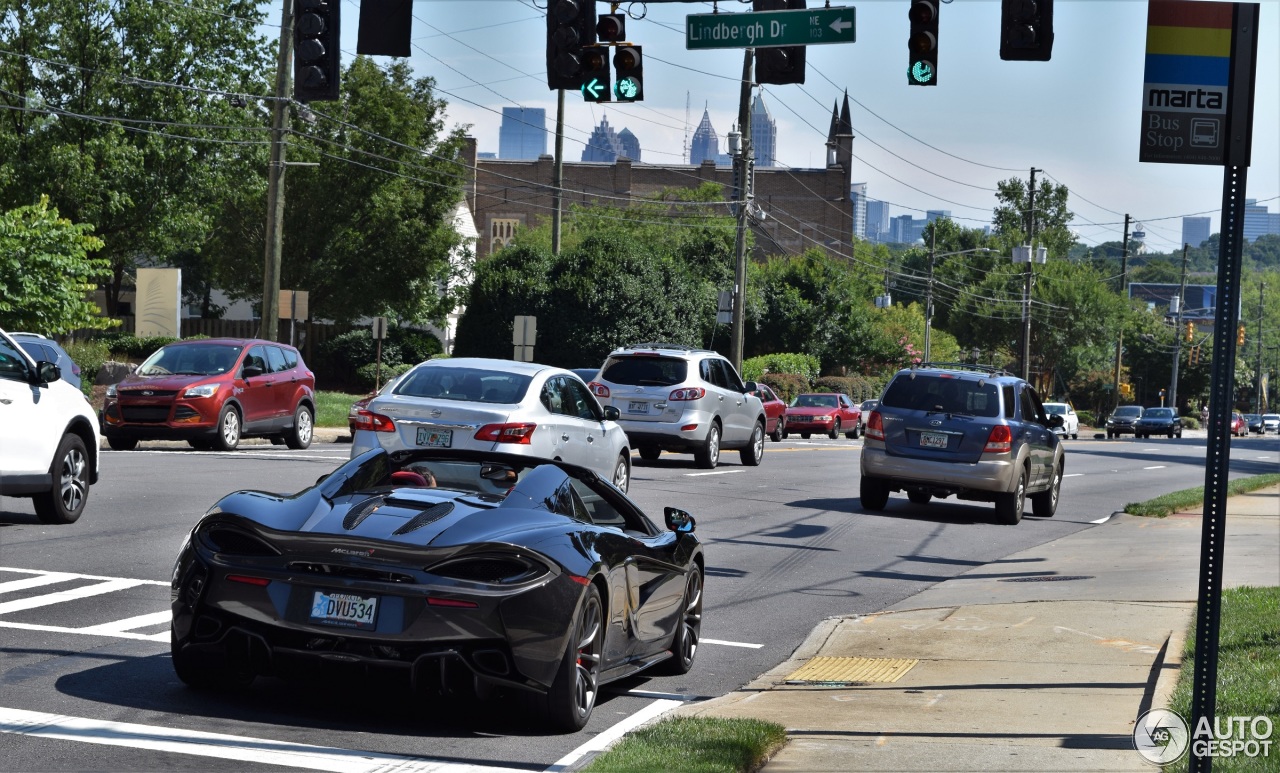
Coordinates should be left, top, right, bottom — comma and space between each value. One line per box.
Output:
664, 506, 696, 533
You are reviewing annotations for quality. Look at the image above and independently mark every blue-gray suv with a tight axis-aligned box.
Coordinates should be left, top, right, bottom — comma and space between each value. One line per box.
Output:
859, 363, 1065, 525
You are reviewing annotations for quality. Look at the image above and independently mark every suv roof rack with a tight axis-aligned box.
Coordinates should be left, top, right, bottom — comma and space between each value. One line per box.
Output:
914, 362, 1011, 377
620, 342, 706, 353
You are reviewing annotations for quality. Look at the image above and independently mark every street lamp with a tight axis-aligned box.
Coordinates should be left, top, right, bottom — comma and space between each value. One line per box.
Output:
922, 244, 994, 362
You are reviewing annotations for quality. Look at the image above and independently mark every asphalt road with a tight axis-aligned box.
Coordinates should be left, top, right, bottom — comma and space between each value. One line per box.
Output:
1, 432, 1276, 772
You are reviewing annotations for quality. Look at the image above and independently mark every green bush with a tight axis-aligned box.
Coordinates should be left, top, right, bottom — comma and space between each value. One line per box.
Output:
63, 339, 112, 396
742, 353, 820, 384
316, 326, 444, 390
354, 361, 414, 392
94, 332, 183, 361
1077, 410, 1097, 428
759, 372, 808, 403
394, 327, 444, 365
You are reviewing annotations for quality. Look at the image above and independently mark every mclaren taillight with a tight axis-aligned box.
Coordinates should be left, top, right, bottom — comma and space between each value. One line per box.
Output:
427, 597, 479, 609
355, 410, 396, 433
669, 387, 705, 401
475, 423, 536, 444
587, 381, 609, 398
226, 574, 270, 586
866, 410, 885, 441
428, 555, 549, 585
984, 424, 1013, 454
200, 526, 280, 556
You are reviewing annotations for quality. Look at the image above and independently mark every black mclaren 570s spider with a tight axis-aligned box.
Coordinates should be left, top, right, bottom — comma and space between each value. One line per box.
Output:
170, 448, 703, 731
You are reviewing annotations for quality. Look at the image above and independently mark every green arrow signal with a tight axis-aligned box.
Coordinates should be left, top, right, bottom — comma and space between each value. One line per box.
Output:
910, 60, 934, 84
583, 78, 604, 99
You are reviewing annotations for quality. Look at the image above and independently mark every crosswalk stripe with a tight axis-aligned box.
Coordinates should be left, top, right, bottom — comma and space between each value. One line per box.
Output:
0, 620, 169, 642
75, 611, 172, 636
0, 579, 149, 616
0, 572, 80, 595
0, 566, 168, 585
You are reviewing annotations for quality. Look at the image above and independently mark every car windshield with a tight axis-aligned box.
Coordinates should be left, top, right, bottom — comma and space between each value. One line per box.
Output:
793, 394, 838, 408
394, 366, 533, 404
881, 374, 1000, 418
1114, 406, 1143, 417
1145, 408, 1174, 418
137, 343, 242, 376
1044, 404, 1067, 415
1265, 414, 1279, 421
600, 356, 687, 387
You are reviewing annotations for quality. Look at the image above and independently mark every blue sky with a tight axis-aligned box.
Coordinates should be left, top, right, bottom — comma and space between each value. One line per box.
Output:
305, 0, 1279, 253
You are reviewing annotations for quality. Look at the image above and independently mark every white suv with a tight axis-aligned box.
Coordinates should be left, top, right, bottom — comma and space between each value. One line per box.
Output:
589, 343, 766, 469
0, 328, 101, 523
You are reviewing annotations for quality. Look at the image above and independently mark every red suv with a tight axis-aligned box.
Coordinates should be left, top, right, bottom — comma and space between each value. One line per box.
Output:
102, 339, 315, 451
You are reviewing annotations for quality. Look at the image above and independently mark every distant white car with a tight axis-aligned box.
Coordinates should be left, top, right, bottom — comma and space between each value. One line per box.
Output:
351, 358, 633, 492
1263, 413, 1280, 434
0, 327, 101, 523
1043, 402, 1080, 440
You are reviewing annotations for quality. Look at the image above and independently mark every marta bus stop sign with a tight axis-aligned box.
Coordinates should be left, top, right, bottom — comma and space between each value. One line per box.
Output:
1139, 0, 1257, 166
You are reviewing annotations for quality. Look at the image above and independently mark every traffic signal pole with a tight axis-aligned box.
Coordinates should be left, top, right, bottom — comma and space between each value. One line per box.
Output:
1170, 243, 1189, 410
1112, 214, 1131, 411
260, 0, 294, 342
552, 88, 565, 255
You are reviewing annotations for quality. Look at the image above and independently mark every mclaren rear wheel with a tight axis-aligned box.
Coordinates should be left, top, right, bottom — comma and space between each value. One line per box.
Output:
538, 586, 603, 732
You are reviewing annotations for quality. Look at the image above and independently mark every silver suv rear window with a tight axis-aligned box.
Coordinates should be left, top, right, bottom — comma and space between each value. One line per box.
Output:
881, 374, 1000, 418
601, 356, 688, 387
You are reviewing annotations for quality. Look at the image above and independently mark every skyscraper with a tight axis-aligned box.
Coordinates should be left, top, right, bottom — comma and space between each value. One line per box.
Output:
617, 128, 641, 162
1181, 216, 1211, 249
866, 200, 890, 243
1243, 199, 1279, 243
850, 183, 868, 239
498, 107, 547, 160
582, 115, 624, 162
690, 109, 719, 166
751, 94, 777, 167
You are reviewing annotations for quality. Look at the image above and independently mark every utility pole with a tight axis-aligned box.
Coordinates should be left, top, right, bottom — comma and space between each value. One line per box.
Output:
552, 89, 565, 255
1170, 243, 1189, 410
729, 48, 754, 373
923, 227, 935, 362
1112, 214, 1132, 410
1020, 167, 1039, 381
260, 0, 294, 343
1256, 281, 1267, 412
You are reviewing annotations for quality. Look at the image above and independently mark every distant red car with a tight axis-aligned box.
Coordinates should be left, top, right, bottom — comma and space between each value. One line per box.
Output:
748, 382, 787, 441
784, 392, 861, 440
1230, 411, 1248, 437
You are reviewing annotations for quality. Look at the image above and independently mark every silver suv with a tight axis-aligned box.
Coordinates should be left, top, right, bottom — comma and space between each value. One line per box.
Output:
590, 343, 766, 469
859, 363, 1065, 525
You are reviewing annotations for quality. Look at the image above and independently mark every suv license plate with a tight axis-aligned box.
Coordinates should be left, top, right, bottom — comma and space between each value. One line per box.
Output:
310, 591, 378, 630
627, 401, 649, 414
416, 428, 452, 447
920, 432, 948, 449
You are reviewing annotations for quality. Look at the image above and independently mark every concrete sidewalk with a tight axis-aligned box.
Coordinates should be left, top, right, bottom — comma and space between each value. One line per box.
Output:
677, 486, 1280, 772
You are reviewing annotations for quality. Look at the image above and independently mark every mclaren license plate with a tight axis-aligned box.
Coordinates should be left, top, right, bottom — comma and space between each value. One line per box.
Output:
627, 401, 649, 414
310, 590, 378, 630
416, 427, 452, 447
919, 431, 948, 449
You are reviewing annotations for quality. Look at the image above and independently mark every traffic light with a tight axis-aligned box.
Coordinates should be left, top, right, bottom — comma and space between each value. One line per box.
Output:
294, 0, 341, 102
546, 0, 597, 90
596, 13, 625, 44
754, 0, 807, 85
356, 0, 412, 57
1190, 345, 1200, 366
613, 45, 643, 102
1000, 0, 1055, 62
907, 0, 939, 86
1120, 383, 1132, 398
1238, 324, 1246, 346
580, 45, 611, 103
1184, 321, 1195, 342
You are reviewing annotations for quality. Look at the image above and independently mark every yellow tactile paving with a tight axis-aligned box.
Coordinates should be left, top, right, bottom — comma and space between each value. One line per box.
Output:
784, 656, 919, 684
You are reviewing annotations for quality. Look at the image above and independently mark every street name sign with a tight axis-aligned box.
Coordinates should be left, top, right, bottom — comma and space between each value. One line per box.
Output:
687, 7, 855, 50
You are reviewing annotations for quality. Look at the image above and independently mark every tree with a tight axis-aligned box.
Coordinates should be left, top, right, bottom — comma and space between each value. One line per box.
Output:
212, 57, 470, 327
0, 0, 274, 315
991, 177, 1075, 260
0, 197, 113, 333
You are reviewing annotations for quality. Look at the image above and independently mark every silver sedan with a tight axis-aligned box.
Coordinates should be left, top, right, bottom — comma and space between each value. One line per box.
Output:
351, 358, 633, 492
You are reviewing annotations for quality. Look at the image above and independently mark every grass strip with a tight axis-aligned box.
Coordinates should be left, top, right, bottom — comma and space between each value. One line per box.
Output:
314, 390, 365, 428
581, 716, 788, 773
1123, 473, 1280, 517
1164, 585, 1280, 773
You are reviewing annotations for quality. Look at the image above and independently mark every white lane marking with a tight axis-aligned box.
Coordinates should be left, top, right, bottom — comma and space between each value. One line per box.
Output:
545, 699, 681, 772
103, 449, 343, 461
1063, 473, 1084, 478
683, 469, 744, 477
702, 638, 763, 649
75, 611, 172, 637
0, 567, 168, 586
0, 572, 80, 595
625, 690, 700, 701
0, 620, 168, 642
1143, 465, 1167, 470
0, 579, 148, 616
1091, 514, 1115, 524
0, 707, 519, 772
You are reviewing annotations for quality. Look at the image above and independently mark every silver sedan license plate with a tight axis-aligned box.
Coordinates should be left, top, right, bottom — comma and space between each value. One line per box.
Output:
309, 590, 378, 630
416, 427, 452, 447
920, 431, 948, 449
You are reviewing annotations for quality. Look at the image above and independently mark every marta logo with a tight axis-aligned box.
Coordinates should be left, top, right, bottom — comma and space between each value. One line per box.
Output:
1134, 709, 1190, 765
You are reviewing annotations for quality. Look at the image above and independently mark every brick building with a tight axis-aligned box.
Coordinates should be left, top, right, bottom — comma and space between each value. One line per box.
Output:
462, 95, 856, 262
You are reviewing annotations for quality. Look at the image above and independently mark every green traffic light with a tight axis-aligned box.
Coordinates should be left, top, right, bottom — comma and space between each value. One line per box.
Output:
909, 60, 935, 85
615, 76, 640, 100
